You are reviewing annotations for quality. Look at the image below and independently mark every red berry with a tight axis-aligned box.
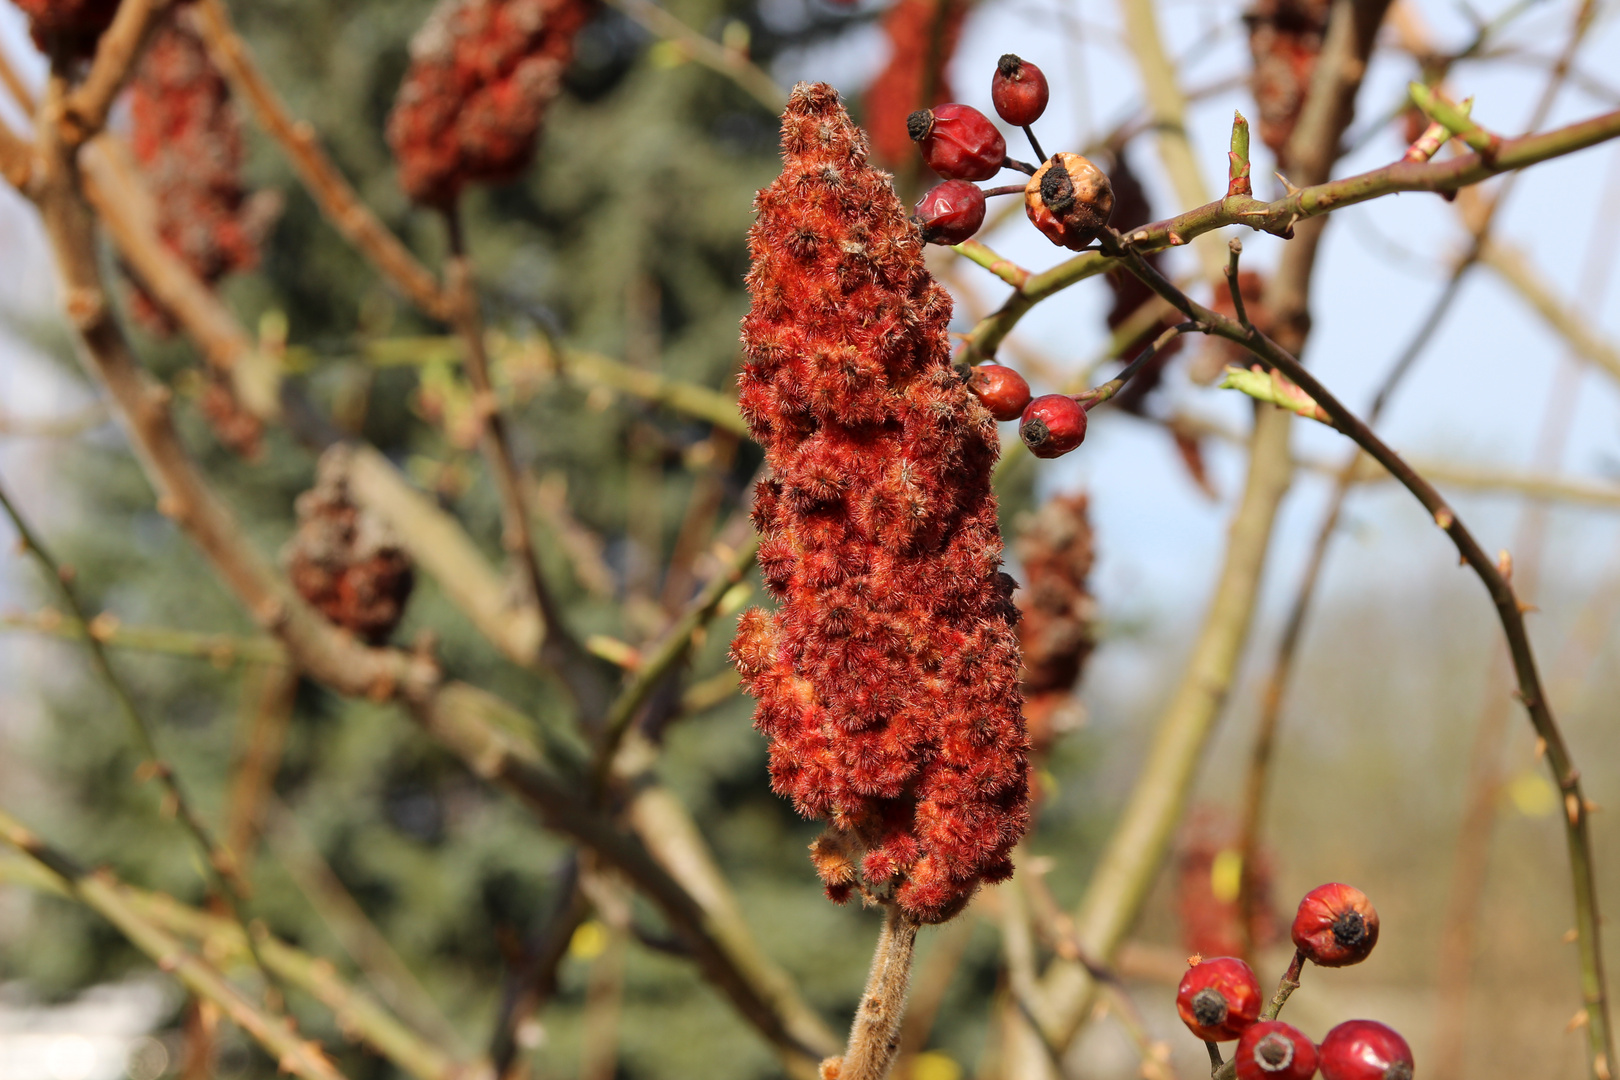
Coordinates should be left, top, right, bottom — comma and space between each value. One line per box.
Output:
991, 53, 1049, 126
967, 364, 1032, 421
1175, 956, 1262, 1042
1019, 394, 1088, 458
915, 180, 987, 245
1235, 1022, 1320, 1080
1291, 883, 1380, 967
1319, 1021, 1412, 1080
907, 104, 1007, 182
1024, 152, 1114, 250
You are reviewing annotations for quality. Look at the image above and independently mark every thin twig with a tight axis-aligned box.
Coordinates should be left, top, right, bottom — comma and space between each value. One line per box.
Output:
602, 0, 786, 112
593, 535, 759, 791
191, 0, 451, 320
442, 216, 606, 718
0, 476, 285, 1002
0, 610, 284, 665
0, 808, 348, 1080
61, 0, 174, 145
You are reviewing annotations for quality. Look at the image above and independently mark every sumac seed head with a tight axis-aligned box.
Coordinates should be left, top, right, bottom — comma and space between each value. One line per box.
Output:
1024, 152, 1114, 250
1292, 883, 1380, 967
915, 180, 987, 245
1319, 1021, 1412, 1080
967, 363, 1032, 421
1236, 1021, 1320, 1080
1019, 394, 1087, 458
908, 103, 1007, 181
1175, 956, 1262, 1042
992, 53, 1049, 126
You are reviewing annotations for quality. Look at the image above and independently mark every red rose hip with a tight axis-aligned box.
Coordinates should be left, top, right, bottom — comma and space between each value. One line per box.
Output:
1235, 1021, 1320, 1080
915, 180, 987, 245
1019, 394, 1087, 457
1292, 883, 1380, 967
907, 103, 1007, 182
967, 364, 1032, 421
1319, 1021, 1412, 1080
991, 53, 1049, 126
1175, 956, 1262, 1042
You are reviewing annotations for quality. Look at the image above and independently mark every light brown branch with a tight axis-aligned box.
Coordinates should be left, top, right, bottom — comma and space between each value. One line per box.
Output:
0, 841, 465, 1080
0, 808, 347, 1080
61, 0, 175, 145
191, 0, 451, 320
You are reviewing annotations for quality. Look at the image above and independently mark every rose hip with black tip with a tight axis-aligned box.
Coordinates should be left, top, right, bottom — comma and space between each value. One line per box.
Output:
1235, 1021, 1320, 1080
915, 180, 987, 245
1319, 1021, 1412, 1080
1019, 394, 1088, 458
1175, 956, 1262, 1042
967, 363, 1032, 421
991, 53, 1049, 126
1292, 883, 1380, 967
907, 103, 1007, 182
1024, 152, 1114, 250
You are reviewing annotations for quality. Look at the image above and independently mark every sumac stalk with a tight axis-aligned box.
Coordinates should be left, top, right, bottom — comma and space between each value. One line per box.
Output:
731, 83, 1029, 925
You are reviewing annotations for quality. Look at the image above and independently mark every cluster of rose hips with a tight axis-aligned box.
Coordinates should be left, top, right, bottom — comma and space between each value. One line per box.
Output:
1175, 884, 1414, 1080
909, 54, 1114, 253
910, 55, 1117, 462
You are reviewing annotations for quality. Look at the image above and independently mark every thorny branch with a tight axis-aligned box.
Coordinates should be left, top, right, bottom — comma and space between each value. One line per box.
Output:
1108, 230, 1615, 1080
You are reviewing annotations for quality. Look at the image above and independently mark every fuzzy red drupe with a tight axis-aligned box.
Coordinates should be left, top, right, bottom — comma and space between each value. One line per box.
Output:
915, 180, 987, 246
907, 103, 1007, 182
731, 84, 1029, 925
1292, 883, 1380, 967
967, 364, 1032, 422
1235, 1021, 1321, 1080
1176, 956, 1263, 1042
1319, 1021, 1413, 1080
991, 53, 1049, 127
129, 20, 267, 328
387, 0, 593, 206
1019, 394, 1087, 458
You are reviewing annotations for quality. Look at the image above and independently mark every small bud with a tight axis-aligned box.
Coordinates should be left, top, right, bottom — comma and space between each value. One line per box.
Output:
1175, 956, 1262, 1042
992, 54, 1049, 126
1024, 153, 1114, 250
907, 103, 1007, 182
915, 180, 987, 245
1019, 394, 1087, 458
967, 363, 1032, 421
1235, 1021, 1319, 1080
1319, 1021, 1413, 1080
1292, 883, 1379, 967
